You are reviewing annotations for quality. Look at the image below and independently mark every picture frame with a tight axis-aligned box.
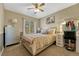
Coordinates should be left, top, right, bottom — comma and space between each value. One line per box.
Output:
46, 16, 55, 24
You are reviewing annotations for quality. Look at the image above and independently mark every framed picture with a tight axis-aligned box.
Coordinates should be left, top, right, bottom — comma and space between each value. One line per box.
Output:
46, 16, 55, 24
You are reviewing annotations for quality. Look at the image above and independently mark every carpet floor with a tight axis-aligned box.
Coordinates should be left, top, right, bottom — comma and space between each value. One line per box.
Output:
2, 44, 79, 56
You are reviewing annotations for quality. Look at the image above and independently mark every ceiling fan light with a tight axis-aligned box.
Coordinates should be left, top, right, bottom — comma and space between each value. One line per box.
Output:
34, 9, 40, 12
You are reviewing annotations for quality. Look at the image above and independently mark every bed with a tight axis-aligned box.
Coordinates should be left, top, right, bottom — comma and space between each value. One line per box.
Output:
21, 28, 56, 55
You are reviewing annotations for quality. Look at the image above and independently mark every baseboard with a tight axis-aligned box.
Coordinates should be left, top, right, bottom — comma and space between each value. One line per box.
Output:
0, 42, 19, 56
6, 42, 19, 47
0, 47, 4, 56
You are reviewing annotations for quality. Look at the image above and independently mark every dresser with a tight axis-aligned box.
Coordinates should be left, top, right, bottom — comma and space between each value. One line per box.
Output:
56, 33, 64, 47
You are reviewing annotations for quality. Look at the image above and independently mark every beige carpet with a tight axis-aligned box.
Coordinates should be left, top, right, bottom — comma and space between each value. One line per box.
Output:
2, 44, 79, 56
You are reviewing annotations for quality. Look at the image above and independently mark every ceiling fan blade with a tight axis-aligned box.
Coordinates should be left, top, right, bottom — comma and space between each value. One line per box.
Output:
33, 3, 38, 8
39, 3, 45, 7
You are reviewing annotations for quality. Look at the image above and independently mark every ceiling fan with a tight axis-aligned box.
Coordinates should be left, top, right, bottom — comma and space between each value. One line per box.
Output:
27, 3, 45, 14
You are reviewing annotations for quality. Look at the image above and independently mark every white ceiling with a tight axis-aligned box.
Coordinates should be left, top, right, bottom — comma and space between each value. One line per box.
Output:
4, 3, 77, 19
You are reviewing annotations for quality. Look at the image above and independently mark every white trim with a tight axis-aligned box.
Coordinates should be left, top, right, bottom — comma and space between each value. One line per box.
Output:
0, 47, 4, 56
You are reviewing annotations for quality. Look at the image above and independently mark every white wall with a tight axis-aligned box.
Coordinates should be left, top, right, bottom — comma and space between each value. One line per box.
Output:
0, 3, 4, 54
0, 4, 4, 34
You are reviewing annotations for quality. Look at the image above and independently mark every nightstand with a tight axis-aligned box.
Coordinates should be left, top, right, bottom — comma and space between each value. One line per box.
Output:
56, 33, 64, 47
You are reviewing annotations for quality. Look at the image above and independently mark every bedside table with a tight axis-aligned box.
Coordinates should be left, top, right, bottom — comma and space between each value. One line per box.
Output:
56, 33, 64, 47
